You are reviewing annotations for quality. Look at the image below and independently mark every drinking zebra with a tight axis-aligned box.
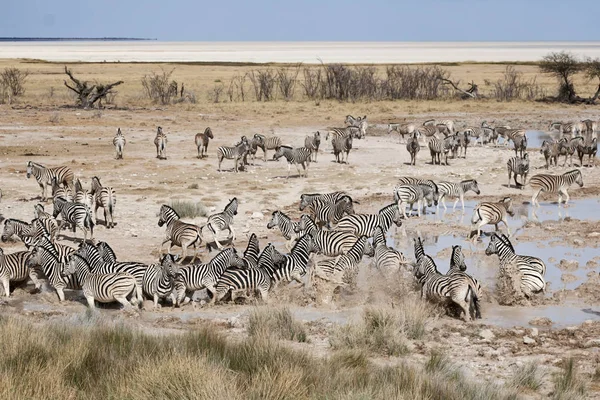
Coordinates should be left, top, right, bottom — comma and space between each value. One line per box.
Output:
397, 177, 440, 200
388, 122, 416, 143
113, 128, 126, 159
332, 135, 352, 164
154, 126, 167, 159
52, 197, 94, 242
157, 204, 203, 263
26, 161, 74, 201
394, 184, 437, 218
437, 179, 481, 211
217, 136, 249, 172
142, 254, 180, 309
304, 131, 321, 162
296, 214, 357, 257
471, 197, 514, 238
336, 203, 403, 238
528, 169, 584, 207
307, 194, 356, 229
273, 146, 312, 179
540, 140, 559, 169
267, 210, 301, 251
577, 137, 597, 167
372, 226, 408, 272
345, 115, 368, 138
485, 233, 546, 297
406, 131, 420, 165
299, 191, 348, 212
90, 176, 116, 228
202, 197, 238, 250
174, 247, 246, 306
313, 236, 374, 287
0, 247, 38, 297
507, 153, 530, 189
195, 127, 214, 159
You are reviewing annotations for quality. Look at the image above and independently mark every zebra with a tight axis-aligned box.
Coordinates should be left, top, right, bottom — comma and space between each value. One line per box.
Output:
428, 135, 454, 165
26, 161, 74, 201
26, 240, 78, 301
174, 247, 245, 306
252, 134, 282, 161
456, 131, 470, 158
313, 236, 374, 287
464, 124, 495, 146
387, 122, 416, 143
52, 197, 94, 242
397, 177, 440, 201
304, 132, 321, 162
195, 127, 214, 159
557, 136, 584, 167
296, 214, 357, 257
549, 121, 584, 137
113, 128, 126, 159
32, 206, 59, 242
540, 139, 559, 169
74, 179, 94, 220
528, 169, 584, 207
90, 176, 116, 228
270, 233, 321, 287
581, 119, 598, 135
157, 204, 203, 263
406, 131, 420, 165
507, 153, 530, 189
64, 254, 140, 310
512, 134, 528, 157
332, 134, 353, 164
154, 126, 167, 159
345, 115, 368, 138
142, 253, 180, 309
437, 179, 481, 211
502, 128, 527, 148
448, 244, 467, 272
336, 203, 403, 238
423, 119, 455, 134
202, 197, 238, 250
96, 240, 117, 263
324, 127, 361, 141
471, 197, 514, 238
413, 252, 481, 321
416, 125, 438, 146
267, 210, 301, 251
372, 226, 408, 272
217, 136, 249, 172
485, 233, 546, 297
51, 176, 74, 203
0, 247, 37, 297
242, 233, 260, 269
393, 184, 437, 218
577, 137, 597, 167
307, 194, 356, 229
2, 218, 39, 243
299, 191, 348, 212
273, 146, 312, 179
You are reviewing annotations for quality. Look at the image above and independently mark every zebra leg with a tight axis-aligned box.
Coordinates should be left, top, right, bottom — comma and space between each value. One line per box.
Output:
115, 296, 133, 310
153, 294, 160, 310
287, 163, 291, 180
56, 287, 66, 302
1, 278, 10, 298
502, 219, 511, 236
562, 189, 570, 206
417, 200, 422, 217
159, 238, 171, 255
454, 198, 460, 211
531, 189, 542, 207
180, 243, 188, 264
85, 295, 96, 309
229, 226, 236, 242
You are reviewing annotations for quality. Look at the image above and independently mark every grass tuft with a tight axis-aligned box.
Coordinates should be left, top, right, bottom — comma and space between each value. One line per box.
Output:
247, 307, 308, 343
511, 361, 544, 392
552, 358, 587, 399
169, 199, 208, 218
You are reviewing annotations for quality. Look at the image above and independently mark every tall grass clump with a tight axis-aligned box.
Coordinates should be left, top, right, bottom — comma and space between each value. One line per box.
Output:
552, 358, 587, 399
169, 199, 208, 219
510, 361, 545, 392
248, 307, 307, 342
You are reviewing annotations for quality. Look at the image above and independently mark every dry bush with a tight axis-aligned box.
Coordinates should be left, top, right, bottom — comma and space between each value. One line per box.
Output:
141, 68, 176, 105
169, 200, 208, 218
248, 69, 276, 101
383, 65, 449, 100
247, 307, 307, 342
0, 67, 29, 96
301, 67, 322, 100
227, 74, 248, 102
276, 65, 301, 101
494, 66, 546, 101
209, 83, 225, 103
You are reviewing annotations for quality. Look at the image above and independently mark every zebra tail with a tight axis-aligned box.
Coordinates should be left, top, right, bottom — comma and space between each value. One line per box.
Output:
135, 281, 143, 308
466, 285, 481, 320
471, 208, 481, 225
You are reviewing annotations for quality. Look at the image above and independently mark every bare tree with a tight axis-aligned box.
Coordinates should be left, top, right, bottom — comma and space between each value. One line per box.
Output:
276, 65, 301, 101
1, 68, 29, 96
539, 52, 581, 102
440, 78, 478, 99
248, 69, 276, 101
584, 57, 600, 103
301, 67, 321, 99
209, 83, 225, 103
63, 66, 123, 108
141, 68, 176, 105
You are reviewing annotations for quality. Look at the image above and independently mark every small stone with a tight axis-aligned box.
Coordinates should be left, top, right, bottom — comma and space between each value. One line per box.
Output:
530, 328, 539, 337
561, 273, 578, 283
513, 329, 525, 335
584, 339, 600, 348
558, 259, 579, 271
251, 212, 264, 219
227, 314, 244, 329
479, 329, 495, 341
523, 336, 536, 345
573, 239, 584, 246
587, 232, 600, 238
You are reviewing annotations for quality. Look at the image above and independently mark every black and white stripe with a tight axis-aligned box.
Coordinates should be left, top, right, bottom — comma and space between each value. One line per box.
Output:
485, 233, 546, 297
218, 136, 249, 172
299, 191, 348, 212
51, 176, 74, 203
345, 115, 368, 138
203, 197, 238, 250
423, 119, 455, 135
540, 139, 559, 169
96, 240, 117, 263
26, 243, 77, 301
324, 127, 361, 141
549, 121, 585, 137
313, 236, 374, 287
394, 184, 437, 217
113, 128, 126, 159
336, 203, 403, 238
557, 137, 583, 167
297, 214, 357, 257
270, 233, 321, 286
437, 179, 481, 211
26, 161, 74, 201
512, 134, 528, 157
507, 153, 530, 189
428, 135, 455, 165
456, 131, 470, 158
242, 233, 260, 269
0, 247, 36, 297
33, 203, 59, 242
388, 122, 417, 143
52, 197, 94, 241
471, 197, 514, 238
577, 137, 597, 167
304, 131, 321, 162
91, 176, 116, 228
154, 126, 168, 159
406, 131, 420, 165
267, 210, 301, 251
143, 253, 180, 309
195, 127, 214, 159
273, 146, 312, 179
372, 226, 408, 272
158, 204, 203, 262
332, 134, 353, 164
528, 169, 584, 207
252, 134, 283, 161
306, 195, 356, 229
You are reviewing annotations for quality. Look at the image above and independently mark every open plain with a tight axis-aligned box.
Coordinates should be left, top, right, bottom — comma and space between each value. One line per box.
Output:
1, 58, 600, 398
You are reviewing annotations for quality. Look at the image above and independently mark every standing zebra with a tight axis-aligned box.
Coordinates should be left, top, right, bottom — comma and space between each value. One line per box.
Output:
52, 197, 94, 242
549, 121, 585, 137
51, 176, 74, 202
299, 191, 349, 212
26, 244, 77, 301
332, 134, 353, 164
304, 131, 321, 162
471, 197, 514, 238
485, 233, 546, 297
26, 161, 74, 201
528, 169, 584, 207
372, 226, 408, 272
325, 127, 361, 141
267, 211, 301, 251
64, 254, 140, 310
33, 204, 59, 241
90, 176, 116, 228
0, 247, 38, 297
540, 139, 559, 169
157, 205, 203, 263
113, 128, 126, 159
406, 131, 420, 165
252, 134, 283, 161
296, 214, 357, 257
174, 247, 245, 306
345, 115, 368, 138
74, 179, 94, 219
502, 128, 527, 148
242, 233, 260, 269
154, 126, 168, 159
394, 184, 437, 218
428, 136, 454, 165
512, 134, 528, 157
313, 236, 374, 287
273, 146, 312, 179
558, 136, 584, 167
388, 122, 416, 143
456, 131, 470, 158
142, 253, 180, 309
437, 179, 481, 211
306, 195, 355, 229
397, 177, 440, 201
577, 137, 597, 167
507, 153, 530, 189
423, 119, 455, 134
217, 136, 249, 172
416, 125, 438, 146
336, 203, 403, 238
203, 197, 238, 250
195, 127, 214, 159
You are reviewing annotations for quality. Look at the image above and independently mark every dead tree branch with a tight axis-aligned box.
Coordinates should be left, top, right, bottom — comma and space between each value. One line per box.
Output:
440, 78, 478, 98
63, 66, 123, 108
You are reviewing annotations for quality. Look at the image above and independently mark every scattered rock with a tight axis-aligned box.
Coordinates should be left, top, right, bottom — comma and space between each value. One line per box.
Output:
587, 232, 600, 238
584, 339, 600, 348
523, 336, 536, 345
227, 314, 244, 329
561, 273, 578, 283
530, 328, 539, 337
573, 238, 584, 246
479, 329, 495, 341
529, 317, 553, 326
251, 212, 264, 219
558, 259, 579, 271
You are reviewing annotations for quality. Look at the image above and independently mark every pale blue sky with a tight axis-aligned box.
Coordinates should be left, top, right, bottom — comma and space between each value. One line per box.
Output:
2, 0, 599, 41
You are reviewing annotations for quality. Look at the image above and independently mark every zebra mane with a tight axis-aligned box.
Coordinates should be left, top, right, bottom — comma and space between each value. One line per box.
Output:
289, 233, 310, 254
204, 127, 213, 135
461, 179, 477, 185
279, 145, 293, 150
498, 234, 515, 253
4, 218, 30, 226
563, 169, 581, 177
208, 247, 237, 266
27, 161, 44, 168
161, 205, 180, 219
273, 210, 291, 220
378, 203, 398, 214
224, 198, 238, 214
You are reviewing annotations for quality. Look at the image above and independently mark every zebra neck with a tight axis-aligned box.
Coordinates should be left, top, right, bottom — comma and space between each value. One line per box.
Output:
346, 242, 365, 264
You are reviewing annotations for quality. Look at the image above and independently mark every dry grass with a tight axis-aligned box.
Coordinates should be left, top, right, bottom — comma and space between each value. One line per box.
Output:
552, 358, 587, 400
510, 361, 545, 392
247, 306, 308, 342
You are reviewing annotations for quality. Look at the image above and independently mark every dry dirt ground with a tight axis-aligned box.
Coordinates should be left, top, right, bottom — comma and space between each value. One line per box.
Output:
1, 62, 600, 396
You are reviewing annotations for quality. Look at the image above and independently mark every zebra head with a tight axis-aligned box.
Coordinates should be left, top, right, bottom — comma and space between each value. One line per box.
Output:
225, 198, 238, 216
267, 211, 282, 229
484, 233, 502, 256
1, 219, 20, 242
344, 115, 356, 126
25, 246, 43, 269
90, 176, 102, 195
64, 254, 86, 277
391, 205, 403, 228
160, 253, 181, 277
272, 146, 291, 161
337, 195, 355, 215
117, 127, 122, 135
305, 232, 322, 255
450, 245, 467, 272
572, 169, 584, 187
157, 126, 163, 135
205, 127, 214, 139
97, 241, 117, 263
158, 205, 178, 227
361, 236, 375, 257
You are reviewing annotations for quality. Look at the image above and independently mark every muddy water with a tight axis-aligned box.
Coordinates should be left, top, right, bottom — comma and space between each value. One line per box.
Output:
485, 302, 600, 328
